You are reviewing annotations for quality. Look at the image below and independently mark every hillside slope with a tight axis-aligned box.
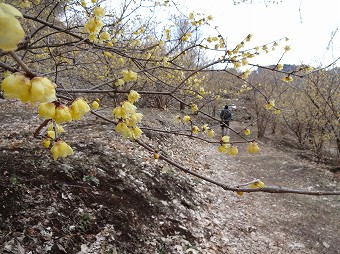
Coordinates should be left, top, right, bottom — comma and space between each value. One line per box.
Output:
0, 101, 339, 253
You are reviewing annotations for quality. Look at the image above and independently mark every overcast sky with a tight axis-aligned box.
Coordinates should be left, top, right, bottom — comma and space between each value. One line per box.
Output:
181, 0, 340, 67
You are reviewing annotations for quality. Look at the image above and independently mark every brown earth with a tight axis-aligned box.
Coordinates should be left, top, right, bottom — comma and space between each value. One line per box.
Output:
0, 100, 339, 254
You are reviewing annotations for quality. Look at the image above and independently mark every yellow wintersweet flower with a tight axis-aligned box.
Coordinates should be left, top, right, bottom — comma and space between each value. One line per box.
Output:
247, 142, 260, 154
207, 129, 215, 138
69, 98, 90, 120
91, 0, 96, 3
207, 15, 213, 20
250, 180, 265, 189
122, 70, 138, 82
118, 57, 124, 65
46, 130, 55, 139
236, 191, 244, 196
132, 126, 142, 139
1, 72, 30, 102
91, 100, 99, 110
48, 123, 65, 134
191, 103, 198, 113
127, 90, 141, 103
122, 101, 137, 115
227, 145, 238, 156
145, 52, 151, 60
50, 140, 74, 160
188, 12, 194, 20
284, 45, 291, 52
221, 135, 230, 143
217, 145, 227, 153
175, 115, 181, 123
38, 102, 56, 119
93, 6, 105, 17
84, 17, 103, 35
274, 109, 281, 115
154, 153, 160, 160
192, 126, 199, 134
55, 105, 72, 123
115, 122, 132, 140
103, 52, 112, 58
126, 112, 143, 127
81, 0, 86, 7
99, 31, 110, 41
265, 99, 275, 110
183, 115, 191, 123
201, 124, 208, 132
282, 76, 293, 82
115, 79, 125, 87
42, 138, 51, 148
30, 77, 57, 103
277, 64, 283, 70
244, 128, 251, 136
0, 3, 25, 51
112, 106, 127, 119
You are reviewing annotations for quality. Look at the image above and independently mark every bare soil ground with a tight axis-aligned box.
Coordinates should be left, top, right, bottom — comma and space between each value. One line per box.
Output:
0, 100, 339, 254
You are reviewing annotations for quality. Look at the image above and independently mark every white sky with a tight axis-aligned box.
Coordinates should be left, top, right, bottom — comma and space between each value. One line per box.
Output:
181, 0, 340, 67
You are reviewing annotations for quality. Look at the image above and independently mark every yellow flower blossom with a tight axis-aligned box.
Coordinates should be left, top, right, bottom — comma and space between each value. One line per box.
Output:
282, 76, 293, 82
112, 106, 127, 119
50, 140, 74, 160
154, 153, 160, 160
55, 105, 72, 123
42, 138, 51, 148
247, 142, 260, 154
175, 115, 181, 122
191, 103, 198, 113
122, 101, 137, 115
69, 98, 90, 120
217, 145, 227, 153
118, 57, 124, 65
0, 3, 25, 51
274, 109, 281, 115
207, 129, 215, 138
277, 64, 283, 70
227, 145, 238, 156
84, 17, 103, 35
127, 90, 140, 103
30, 77, 57, 103
115, 79, 125, 87
38, 102, 56, 119
132, 126, 142, 139
91, 100, 99, 110
265, 99, 275, 110
99, 31, 110, 41
122, 70, 138, 82
1, 72, 31, 102
250, 180, 265, 189
115, 122, 131, 140
244, 128, 251, 136
46, 130, 55, 139
93, 6, 105, 17
284, 45, 291, 52
221, 135, 230, 143
192, 126, 199, 134
48, 123, 64, 134
183, 115, 191, 123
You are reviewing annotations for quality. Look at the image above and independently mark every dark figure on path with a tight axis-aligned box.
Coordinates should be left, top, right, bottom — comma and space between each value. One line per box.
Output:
220, 105, 232, 136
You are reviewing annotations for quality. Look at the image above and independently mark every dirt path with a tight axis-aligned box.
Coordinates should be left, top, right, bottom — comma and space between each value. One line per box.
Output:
143, 109, 340, 253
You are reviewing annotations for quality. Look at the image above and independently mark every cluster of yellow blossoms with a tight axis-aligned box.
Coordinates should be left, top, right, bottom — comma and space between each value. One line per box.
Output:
1, 72, 56, 104
84, 6, 105, 42
112, 90, 143, 140
0, 3, 25, 51
38, 97, 90, 123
